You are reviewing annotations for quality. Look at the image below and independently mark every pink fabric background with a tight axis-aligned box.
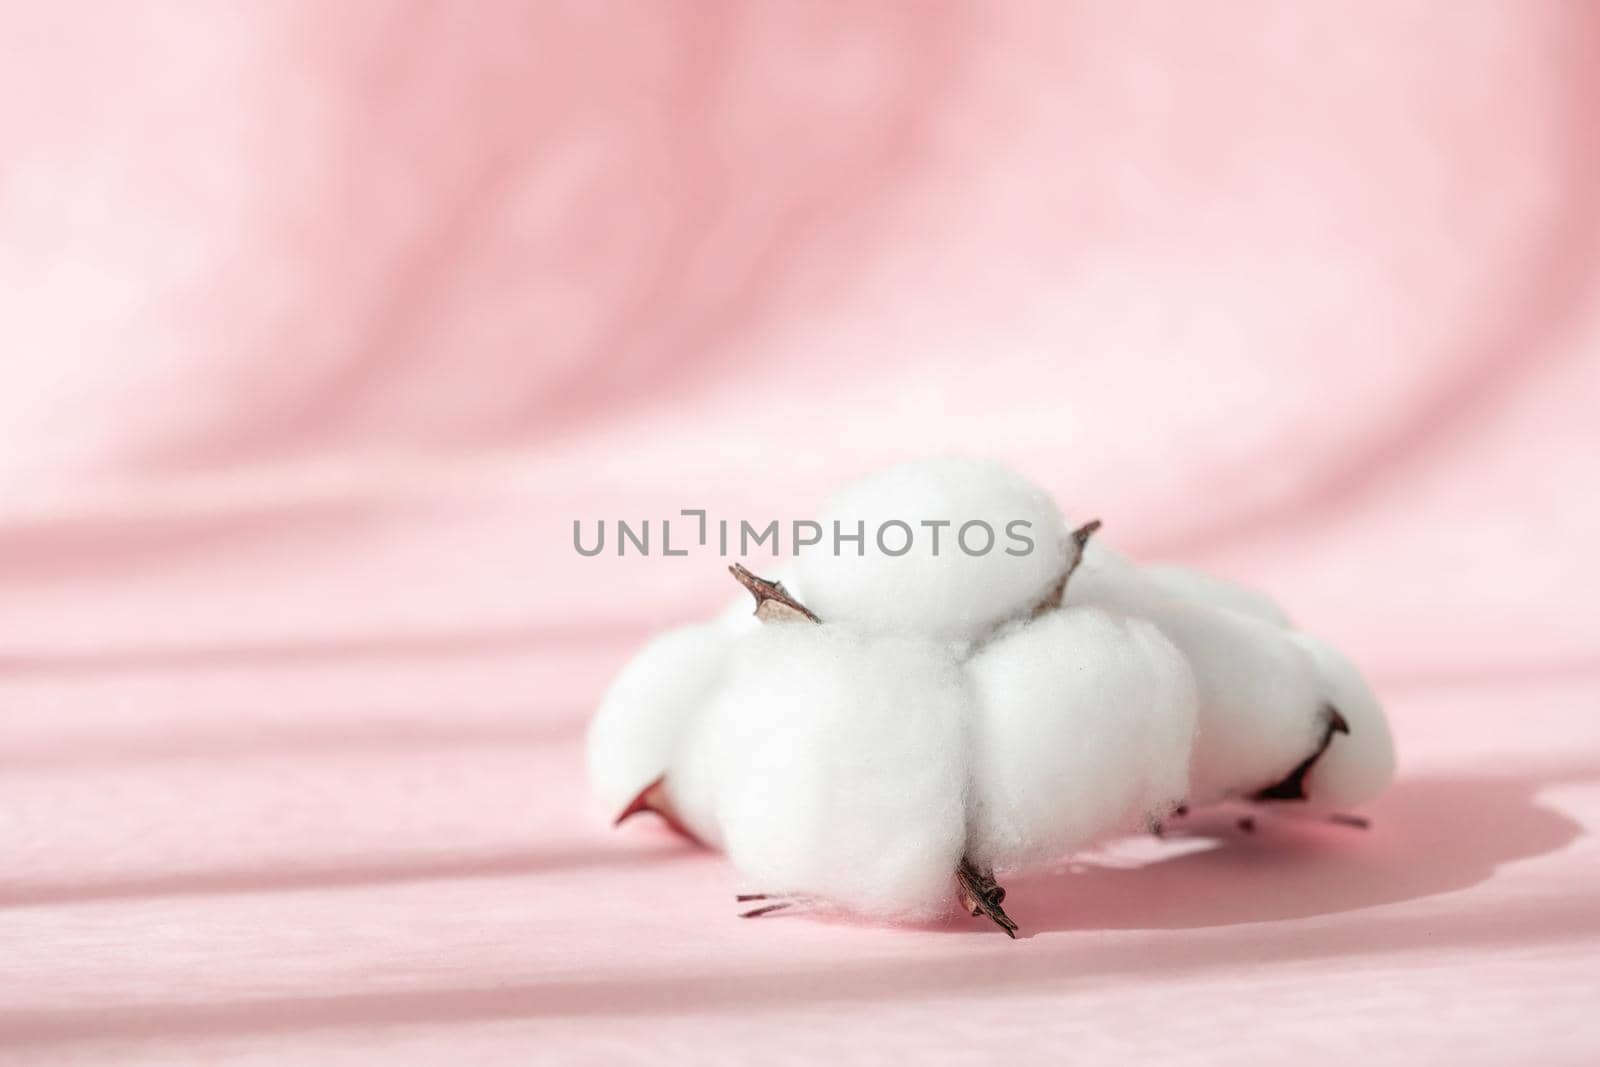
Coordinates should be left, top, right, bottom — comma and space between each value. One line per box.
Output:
3, 2, 1599, 1062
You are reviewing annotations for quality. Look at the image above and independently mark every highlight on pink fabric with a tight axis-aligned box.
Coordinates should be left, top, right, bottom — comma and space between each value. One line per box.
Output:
2, 2, 1598, 1063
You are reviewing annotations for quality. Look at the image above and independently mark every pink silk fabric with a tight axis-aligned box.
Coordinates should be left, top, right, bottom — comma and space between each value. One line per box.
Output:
2, 3, 1598, 1062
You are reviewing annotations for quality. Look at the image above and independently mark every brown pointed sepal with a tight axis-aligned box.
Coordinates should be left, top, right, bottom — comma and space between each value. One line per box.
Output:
956, 857, 1019, 939
1251, 704, 1351, 803
729, 563, 821, 624
613, 773, 702, 844
1031, 518, 1103, 617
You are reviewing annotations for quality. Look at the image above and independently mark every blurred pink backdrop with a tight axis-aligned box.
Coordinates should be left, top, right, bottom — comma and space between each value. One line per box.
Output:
2, 2, 1598, 1063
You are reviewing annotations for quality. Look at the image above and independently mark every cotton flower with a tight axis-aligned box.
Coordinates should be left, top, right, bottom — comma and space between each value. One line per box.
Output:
588, 457, 1394, 936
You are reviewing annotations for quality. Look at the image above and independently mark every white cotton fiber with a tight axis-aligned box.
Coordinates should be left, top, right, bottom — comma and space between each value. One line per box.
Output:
1288, 632, 1396, 810
966, 607, 1198, 871
1140, 564, 1292, 627
1062, 539, 1143, 607
796, 457, 1073, 644
1065, 546, 1337, 804
703, 624, 969, 920
1152, 604, 1329, 804
659, 703, 727, 847
585, 622, 729, 842
1068, 542, 1290, 627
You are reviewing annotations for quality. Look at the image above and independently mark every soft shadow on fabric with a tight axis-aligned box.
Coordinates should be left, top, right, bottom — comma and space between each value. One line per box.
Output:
1, 768, 1588, 1047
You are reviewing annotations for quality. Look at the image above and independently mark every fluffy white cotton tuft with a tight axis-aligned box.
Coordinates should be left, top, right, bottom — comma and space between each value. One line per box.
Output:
1070, 538, 1392, 809
1069, 542, 1290, 628
797, 457, 1072, 643
966, 607, 1198, 871
1289, 632, 1396, 810
585, 623, 729, 841
1155, 605, 1328, 804
1063, 539, 1142, 608
1066, 546, 1337, 803
703, 624, 969, 920
1139, 564, 1292, 627
659, 701, 727, 847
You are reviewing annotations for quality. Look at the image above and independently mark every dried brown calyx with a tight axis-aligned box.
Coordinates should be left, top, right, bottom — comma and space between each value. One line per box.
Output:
614, 773, 701, 844
956, 858, 1018, 938
1028, 518, 1102, 618
1251, 704, 1351, 802
735, 892, 798, 919
728, 564, 821, 623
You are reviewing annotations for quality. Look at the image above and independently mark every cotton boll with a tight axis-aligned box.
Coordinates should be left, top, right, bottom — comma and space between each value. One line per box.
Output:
966, 608, 1198, 872
797, 457, 1073, 643
1288, 632, 1396, 810
1140, 565, 1292, 628
705, 625, 969, 920
586, 623, 729, 839
1064, 548, 1331, 803
1149, 604, 1329, 804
